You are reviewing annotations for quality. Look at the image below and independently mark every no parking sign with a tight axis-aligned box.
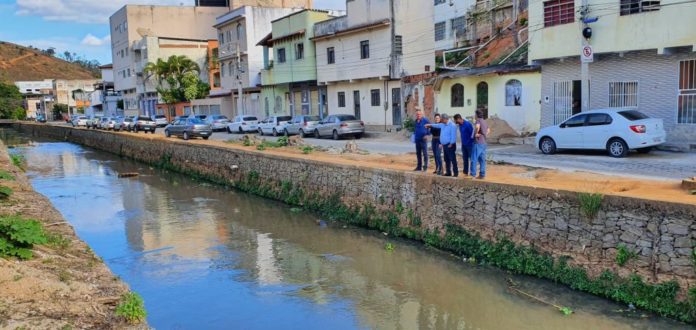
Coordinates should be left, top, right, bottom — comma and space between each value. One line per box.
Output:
581, 45, 594, 63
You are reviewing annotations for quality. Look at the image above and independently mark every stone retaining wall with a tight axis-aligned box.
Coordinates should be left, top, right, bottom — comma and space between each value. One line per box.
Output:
16, 123, 696, 288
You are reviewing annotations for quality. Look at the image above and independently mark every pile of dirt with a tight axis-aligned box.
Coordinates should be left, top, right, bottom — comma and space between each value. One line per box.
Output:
0, 142, 145, 329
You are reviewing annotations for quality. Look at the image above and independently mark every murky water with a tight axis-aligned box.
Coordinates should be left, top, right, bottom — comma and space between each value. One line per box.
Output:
9, 133, 690, 329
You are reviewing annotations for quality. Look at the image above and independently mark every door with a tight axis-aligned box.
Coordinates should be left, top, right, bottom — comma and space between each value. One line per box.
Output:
320, 116, 333, 136
353, 91, 361, 119
583, 113, 613, 149
555, 114, 587, 148
391, 88, 402, 126
476, 82, 488, 119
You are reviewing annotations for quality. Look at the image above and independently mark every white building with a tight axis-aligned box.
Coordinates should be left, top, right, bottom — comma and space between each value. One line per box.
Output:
87, 64, 123, 117
14, 80, 54, 95
433, 0, 475, 52
313, 0, 435, 129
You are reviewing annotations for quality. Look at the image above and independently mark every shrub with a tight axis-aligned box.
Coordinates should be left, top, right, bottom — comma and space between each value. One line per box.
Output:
0, 215, 47, 259
10, 154, 25, 170
301, 146, 313, 154
0, 185, 12, 199
578, 192, 603, 218
0, 170, 15, 181
115, 292, 147, 324
275, 136, 289, 147
403, 117, 415, 133
616, 244, 637, 266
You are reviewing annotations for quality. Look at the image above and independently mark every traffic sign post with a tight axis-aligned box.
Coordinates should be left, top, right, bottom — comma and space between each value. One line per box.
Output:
581, 45, 594, 63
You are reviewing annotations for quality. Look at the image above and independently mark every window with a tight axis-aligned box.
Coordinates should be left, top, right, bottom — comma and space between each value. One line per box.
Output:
678, 59, 696, 124
434, 0, 446, 4
434, 22, 446, 41
451, 83, 464, 107
221, 63, 225, 77
213, 73, 221, 88
609, 81, 638, 108
620, 0, 660, 15
393, 35, 403, 55
505, 79, 522, 106
338, 92, 346, 107
296, 43, 304, 60
371, 89, 380, 106
562, 114, 587, 128
587, 113, 613, 126
277, 48, 286, 63
236, 23, 243, 40
451, 16, 466, 38
219, 33, 224, 44
618, 110, 649, 121
543, 0, 575, 27
327, 47, 335, 64
360, 40, 369, 59
226, 31, 231, 43
229, 61, 233, 76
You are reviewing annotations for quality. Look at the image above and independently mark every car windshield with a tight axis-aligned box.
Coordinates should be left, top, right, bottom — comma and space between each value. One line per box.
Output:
212, 115, 228, 120
154, 115, 166, 119
305, 116, 321, 121
188, 118, 204, 124
137, 116, 150, 121
243, 116, 258, 121
78, 116, 87, 119
277, 116, 292, 121
618, 110, 649, 121
336, 115, 357, 121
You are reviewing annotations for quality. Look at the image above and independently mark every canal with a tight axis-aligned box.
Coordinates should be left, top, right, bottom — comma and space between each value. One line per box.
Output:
9, 133, 689, 329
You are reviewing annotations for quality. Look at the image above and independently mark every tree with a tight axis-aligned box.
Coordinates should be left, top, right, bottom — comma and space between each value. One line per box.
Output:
144, 55, 209, 105
45, 47, 55, 56
63, 51, 72, 62
0, 83, 25, 119
52, 103, 69, 120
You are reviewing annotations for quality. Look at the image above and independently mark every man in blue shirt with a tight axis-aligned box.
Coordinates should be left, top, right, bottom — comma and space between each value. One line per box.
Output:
412, 110, 429, 172
454, 114, 474, 177
427, 114, 458, 177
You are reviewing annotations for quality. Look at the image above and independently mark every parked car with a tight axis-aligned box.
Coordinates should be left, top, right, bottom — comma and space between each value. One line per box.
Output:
227, 115, 259, 133
258, 116, 292, 136
86, 115, 102, 129
284, 115, 321, 138
171, 116, 189, 124
164, 117, 213, 140
205, 115, 230, 132
71, 116, 89, 127
121, 116, 136, 131
103, 117, 122, 130
536, 109, 666, 158
314, 114, 364, 140
133, 116, 157, 133
98, 117, 111, 129
152, 115, 168, 127
192, 115, 208, 121
36, 114, 46, 123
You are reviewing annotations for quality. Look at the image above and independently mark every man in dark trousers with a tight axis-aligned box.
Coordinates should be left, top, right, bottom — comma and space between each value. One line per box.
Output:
430, 113, 442, 175
454, 114, 473, 177
427, 114, 458, 177
413, 110, 429, 172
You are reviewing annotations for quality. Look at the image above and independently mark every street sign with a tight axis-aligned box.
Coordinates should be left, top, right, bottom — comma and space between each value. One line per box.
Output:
581, 45, 594, 63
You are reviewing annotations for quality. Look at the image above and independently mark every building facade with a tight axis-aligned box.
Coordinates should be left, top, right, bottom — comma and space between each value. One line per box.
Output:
528, 0, 696, 145
313, 0, 435, 129
53, 79, 99, 113
259, 9, 339, 119
433, 0, 475, 52
87, 64, 123, 117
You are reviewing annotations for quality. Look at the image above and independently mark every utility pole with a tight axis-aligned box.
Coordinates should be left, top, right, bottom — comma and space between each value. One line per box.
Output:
236, 43, 243, 116
579, 1, 590, 113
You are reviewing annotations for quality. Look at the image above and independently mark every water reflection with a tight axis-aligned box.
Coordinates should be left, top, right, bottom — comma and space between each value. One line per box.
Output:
14, 135, 690, 330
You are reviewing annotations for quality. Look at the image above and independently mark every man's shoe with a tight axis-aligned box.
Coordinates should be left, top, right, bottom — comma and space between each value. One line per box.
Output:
476, 176, 485, 180
453, 173, 459, 177
432, 170, 438, 174
443, 173, 452, 177
423, 167, 428, 172
414, 167, 422, 171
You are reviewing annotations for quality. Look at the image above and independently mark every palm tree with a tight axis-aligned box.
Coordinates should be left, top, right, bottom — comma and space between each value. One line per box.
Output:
143, 55, 207, 106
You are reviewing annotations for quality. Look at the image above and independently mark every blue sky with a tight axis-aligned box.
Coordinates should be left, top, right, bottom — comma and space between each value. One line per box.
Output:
0, 0, 345, 65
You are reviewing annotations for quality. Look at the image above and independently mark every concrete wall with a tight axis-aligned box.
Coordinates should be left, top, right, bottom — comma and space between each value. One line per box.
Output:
436, 71, 542, 134
315, 27, 393, 83
528, 0, 696, 61
539, 50, 696, 143
327, 80, 400, 127
16, 123, 696, 291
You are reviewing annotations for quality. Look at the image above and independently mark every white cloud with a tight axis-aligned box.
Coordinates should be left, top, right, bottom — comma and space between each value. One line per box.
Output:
80, 33, 110, 46
15, 0, 194, 24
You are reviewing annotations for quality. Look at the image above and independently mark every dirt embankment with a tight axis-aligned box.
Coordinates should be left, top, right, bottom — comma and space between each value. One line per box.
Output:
0, 142, 145, 329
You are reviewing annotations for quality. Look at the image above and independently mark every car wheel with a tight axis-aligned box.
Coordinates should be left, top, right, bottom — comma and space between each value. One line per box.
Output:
355, 134, 363, 139
165, 129, 171, 138
299, 129, 306, 138
332, 130, 339, 140
314, 129, 320, 138
227, 127, 232, 134
238, 127, 243, 134
203, 136, 209, 140
636, 147, 652, 154
607, 138, 628, 158
272, 129, 278, 137
284, 129, 289, 137
183, 131, 190, 140
540, 137, 557, 155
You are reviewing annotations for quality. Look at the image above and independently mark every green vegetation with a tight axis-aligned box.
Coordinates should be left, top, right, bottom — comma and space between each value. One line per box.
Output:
52, 104, 69, 120
115, 292, 147, 324
578, 192, 603, 218
10, 154, 25, 170
385, 242, 395, 252
0, 215, 47, 259
559, 306, 573, 316
256, 144, 266, 151
46, 232, 71, 250
300, 146, 314, 154
143, 55, 210, 105
402, 117, 415, 133
616, 244, 637, 267
0, 185, 12, 199
0, 170, 15, 181
0, 82, 27, 120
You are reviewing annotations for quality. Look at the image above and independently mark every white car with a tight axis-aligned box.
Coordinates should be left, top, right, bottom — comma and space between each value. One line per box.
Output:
536, 109, 666, 158
152, 115, 168, 127
227, 115, 259, 134
258, 116, 292, 136
205, 115, 230, 131
71, 116, 89, 127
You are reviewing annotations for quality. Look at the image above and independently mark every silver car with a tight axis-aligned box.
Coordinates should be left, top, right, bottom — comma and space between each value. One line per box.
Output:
152, 115, 169, 127
314, 114, 365, 140
87, 115, 102, 129
284, 115, 321, 138
164, 117, 212, 140
71, 116, 89, 127
206, 115, 230, 131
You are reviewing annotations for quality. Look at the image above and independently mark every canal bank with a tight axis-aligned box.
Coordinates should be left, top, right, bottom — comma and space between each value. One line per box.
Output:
14, 123, 696, 323
0, 136, 147, 328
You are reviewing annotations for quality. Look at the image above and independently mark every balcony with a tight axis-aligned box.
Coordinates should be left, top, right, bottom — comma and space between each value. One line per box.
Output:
218, 42, 245, 60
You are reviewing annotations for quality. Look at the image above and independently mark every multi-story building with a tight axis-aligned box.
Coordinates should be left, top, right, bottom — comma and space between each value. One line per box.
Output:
433, 0, 474, 52
53, 79, 99, 113
110, 5, 230, 115
14, 80, 54, 95
258, 9, 339, 119
87, 64, 123, 117
529, 0, 696, 146
313, 0, 435, 129
192, 6, 304, 118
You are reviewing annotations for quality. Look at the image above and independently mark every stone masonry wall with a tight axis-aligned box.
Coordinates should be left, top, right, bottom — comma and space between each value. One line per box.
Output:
16, 123, 696, 288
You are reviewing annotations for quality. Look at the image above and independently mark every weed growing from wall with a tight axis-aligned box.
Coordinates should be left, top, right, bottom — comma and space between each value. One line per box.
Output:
115, 292, 147, 324
616, 244, 637, 267
578, 192, 603, 218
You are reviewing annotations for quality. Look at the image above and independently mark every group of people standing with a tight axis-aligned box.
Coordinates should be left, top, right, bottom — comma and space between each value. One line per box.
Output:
412, 109, 489, 179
